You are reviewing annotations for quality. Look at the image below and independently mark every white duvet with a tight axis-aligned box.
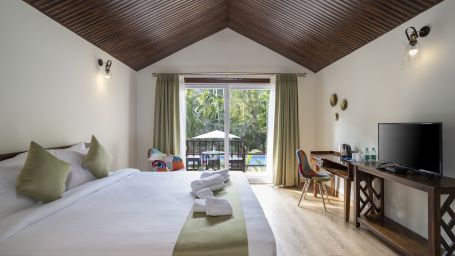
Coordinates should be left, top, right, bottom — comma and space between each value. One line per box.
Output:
0, 169, 275, 256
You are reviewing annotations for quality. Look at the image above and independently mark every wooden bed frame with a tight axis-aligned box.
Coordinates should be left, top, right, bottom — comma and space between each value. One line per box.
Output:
0, 143, 89, 161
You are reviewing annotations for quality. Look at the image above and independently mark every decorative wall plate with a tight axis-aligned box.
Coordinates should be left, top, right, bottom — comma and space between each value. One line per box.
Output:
335, 113, 339, 121
340, 99, 348, 111
330, 93, 338, 107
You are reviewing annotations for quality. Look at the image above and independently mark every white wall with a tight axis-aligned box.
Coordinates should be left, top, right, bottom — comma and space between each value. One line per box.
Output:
136, 28, 316, 171
0, 0, 136, 169
316, 0, 454, 237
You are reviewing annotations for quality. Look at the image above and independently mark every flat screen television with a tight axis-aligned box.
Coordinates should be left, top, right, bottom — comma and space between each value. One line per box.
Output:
378, 122, 442, 176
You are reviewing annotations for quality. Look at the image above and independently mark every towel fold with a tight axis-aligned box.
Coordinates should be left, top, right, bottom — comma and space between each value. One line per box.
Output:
191, 182, 225, 197
206, 196, 233, 216
209, 182, 225, 191
200, 169, 229, 179
223, 174, 230, 182
190, 174, 224, 192
195, 188, 214, 199
193, 199, 206, 213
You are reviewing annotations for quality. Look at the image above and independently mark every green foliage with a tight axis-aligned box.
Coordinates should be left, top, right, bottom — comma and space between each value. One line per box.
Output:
185, 88, 270, 152
186, 89, 225, 139
230, 89, 270, 152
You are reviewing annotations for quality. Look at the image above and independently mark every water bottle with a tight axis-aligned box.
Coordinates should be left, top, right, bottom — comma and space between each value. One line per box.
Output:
364, 148, 370, 162
370, 147, 377, 162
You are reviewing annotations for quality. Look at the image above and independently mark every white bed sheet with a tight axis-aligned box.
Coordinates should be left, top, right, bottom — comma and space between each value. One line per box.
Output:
0, 169, 275, 256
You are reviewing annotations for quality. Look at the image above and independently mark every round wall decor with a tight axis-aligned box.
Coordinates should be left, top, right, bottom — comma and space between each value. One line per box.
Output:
330, 93, 338, 107
340, 99, 348, 111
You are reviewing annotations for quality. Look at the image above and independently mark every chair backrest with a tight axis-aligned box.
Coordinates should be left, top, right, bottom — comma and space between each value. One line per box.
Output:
229, 140, 245, 157
296, 149, 316, 177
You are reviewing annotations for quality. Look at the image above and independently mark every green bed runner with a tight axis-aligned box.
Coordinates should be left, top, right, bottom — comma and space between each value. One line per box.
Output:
173, 182, 248, 256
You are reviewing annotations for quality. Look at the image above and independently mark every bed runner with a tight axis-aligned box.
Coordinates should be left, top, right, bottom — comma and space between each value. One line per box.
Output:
173, 181, 248, 256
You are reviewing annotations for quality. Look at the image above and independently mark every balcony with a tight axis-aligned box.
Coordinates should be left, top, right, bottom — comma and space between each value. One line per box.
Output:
186, 138, 266, 172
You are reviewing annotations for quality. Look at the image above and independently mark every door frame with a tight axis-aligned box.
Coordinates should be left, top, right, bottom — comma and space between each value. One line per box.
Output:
182, 80, 274, 181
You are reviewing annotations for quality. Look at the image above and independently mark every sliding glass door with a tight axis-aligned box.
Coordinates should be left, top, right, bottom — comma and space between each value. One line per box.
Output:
185, 87, 226, 170
183, 82, 273, 180
229, 88, 270, 176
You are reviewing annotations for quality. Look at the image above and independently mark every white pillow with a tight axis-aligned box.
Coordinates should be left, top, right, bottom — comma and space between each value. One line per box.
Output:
12, 151, 28, 161
63, 142, 87, 154
51, 150, 95, 190
0, 157, 37, 219
11, 142, 87, 161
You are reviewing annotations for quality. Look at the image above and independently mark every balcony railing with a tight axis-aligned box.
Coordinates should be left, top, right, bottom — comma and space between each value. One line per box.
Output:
185, 139, 267, 172
186, 139, 247, 171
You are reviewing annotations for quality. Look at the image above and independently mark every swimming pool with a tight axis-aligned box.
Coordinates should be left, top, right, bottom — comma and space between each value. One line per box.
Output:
245, 154, 267, 166
204, 154, 267, 166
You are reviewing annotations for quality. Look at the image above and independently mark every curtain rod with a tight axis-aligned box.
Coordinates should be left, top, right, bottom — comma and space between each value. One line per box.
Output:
152, 72, 307, 77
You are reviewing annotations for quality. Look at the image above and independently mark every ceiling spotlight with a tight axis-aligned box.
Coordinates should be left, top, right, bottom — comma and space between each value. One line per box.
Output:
97, 59, 112, 79
405, 26, 430, 59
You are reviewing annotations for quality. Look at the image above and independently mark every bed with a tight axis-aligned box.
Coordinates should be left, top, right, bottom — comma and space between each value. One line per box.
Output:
0, 146, 276, 256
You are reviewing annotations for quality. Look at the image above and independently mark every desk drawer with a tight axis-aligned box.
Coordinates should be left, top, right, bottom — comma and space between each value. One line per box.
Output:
314, 158, 348, 170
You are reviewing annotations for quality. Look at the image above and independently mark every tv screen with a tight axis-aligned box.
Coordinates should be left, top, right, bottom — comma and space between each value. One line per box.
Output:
378, 123, 442, 175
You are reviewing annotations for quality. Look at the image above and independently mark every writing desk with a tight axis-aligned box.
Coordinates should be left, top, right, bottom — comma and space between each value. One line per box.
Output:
310, 151, 353, 222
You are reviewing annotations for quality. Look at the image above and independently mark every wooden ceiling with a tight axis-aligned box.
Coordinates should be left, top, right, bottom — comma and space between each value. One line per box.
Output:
24, 0, 227, 71
24, 0, 442, 72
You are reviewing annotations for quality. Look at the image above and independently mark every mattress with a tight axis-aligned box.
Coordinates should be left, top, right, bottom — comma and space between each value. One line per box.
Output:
0, 169, 276, 256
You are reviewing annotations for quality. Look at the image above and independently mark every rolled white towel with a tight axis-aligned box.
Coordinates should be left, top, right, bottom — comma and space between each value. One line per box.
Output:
209, 182, 225, 191
195, 188, 214, 199
193, 199, 206, 213
200, 172, 212, 179
200, 169, 229, 179
223, 174, 230, 182
191, 182, 225, 197
206, 196, 233, 216
191, 174, 224, 192
215, 168, 229, 176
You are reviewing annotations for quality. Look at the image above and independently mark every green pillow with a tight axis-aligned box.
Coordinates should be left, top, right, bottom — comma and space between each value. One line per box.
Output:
82, 136, 112, 178
16, 142, 71, 203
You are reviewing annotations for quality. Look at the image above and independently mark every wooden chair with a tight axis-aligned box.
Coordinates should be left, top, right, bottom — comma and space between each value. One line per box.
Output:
296, 149, 332, 211
185, 140, 201, 170
229, 145, 246, 171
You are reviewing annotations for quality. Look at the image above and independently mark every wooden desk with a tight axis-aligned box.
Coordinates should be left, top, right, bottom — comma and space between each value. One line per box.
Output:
353, 161, 455, 256
310, 151, 353, 222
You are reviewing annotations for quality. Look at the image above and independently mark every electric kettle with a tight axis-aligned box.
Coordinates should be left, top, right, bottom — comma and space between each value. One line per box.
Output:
339, 144, 352, 159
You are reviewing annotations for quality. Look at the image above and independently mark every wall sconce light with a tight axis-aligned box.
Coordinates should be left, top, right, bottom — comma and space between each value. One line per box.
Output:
97, 59, 112, 79
405, 26, 430, 59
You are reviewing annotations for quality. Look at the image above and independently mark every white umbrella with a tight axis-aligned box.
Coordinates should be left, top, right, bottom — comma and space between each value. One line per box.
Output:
193, 130, 240, 139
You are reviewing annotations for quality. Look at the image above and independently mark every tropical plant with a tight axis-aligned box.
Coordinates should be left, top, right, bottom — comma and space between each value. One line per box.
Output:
186, 89, 225, 139
245, 149, 265, 172
185, 88, 270, 152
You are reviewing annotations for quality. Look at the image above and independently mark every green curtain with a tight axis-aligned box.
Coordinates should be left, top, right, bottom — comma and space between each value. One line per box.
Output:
273, 74, 300, 187
153, 74, 180, 155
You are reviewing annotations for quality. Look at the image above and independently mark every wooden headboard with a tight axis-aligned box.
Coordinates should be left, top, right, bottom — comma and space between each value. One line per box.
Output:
0, 143, 90, 161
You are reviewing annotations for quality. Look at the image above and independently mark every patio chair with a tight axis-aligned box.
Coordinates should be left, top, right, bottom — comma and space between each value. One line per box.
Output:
229, 144, 246, 171
186, 140, 201, 170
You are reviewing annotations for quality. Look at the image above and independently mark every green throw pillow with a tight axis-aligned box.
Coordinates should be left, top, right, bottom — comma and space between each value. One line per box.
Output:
16, 141, 71, 203
82, 136, 112, 178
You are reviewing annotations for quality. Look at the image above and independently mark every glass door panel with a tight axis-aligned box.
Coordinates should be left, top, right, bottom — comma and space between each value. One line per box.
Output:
185, 88, 225, 170
229, 89, 270, 175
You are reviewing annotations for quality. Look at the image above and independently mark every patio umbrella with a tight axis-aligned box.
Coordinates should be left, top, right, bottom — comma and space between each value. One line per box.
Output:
193, 130, 240, 139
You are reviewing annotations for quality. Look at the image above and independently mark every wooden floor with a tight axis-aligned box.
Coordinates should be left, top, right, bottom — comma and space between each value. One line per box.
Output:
251, 184, 398, 256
